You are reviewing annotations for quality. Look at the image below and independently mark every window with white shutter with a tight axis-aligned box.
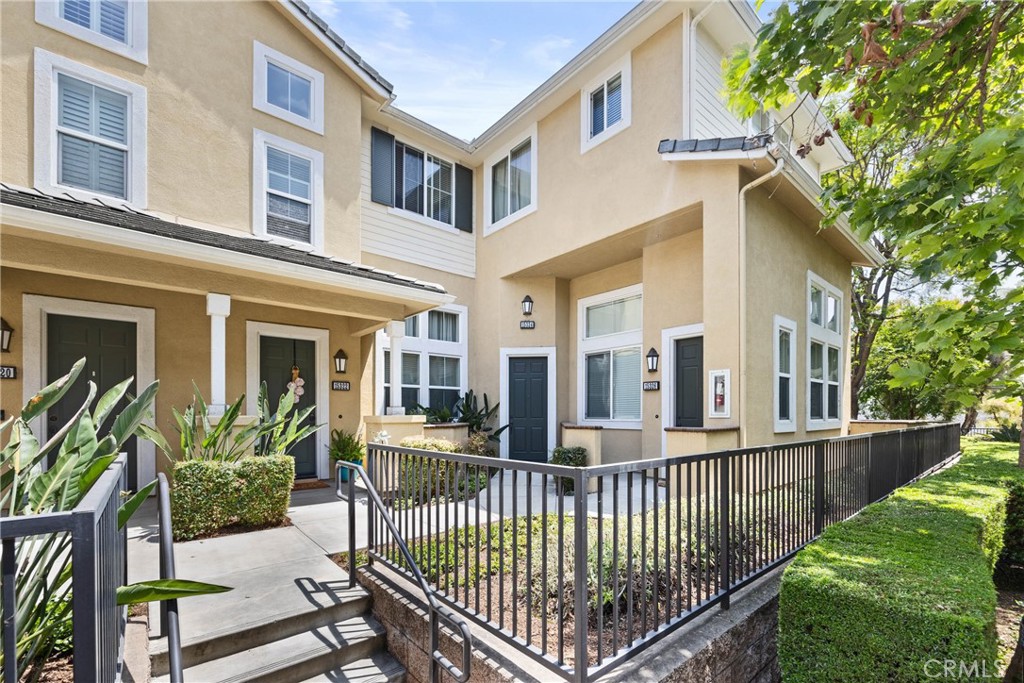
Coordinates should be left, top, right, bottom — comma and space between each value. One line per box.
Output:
37, 1, 147, 63
252, 130, 324, 249
34, 50, 147, 205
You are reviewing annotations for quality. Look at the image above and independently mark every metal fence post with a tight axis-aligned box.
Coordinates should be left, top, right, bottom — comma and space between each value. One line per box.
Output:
813, 442, 825, 536
866, 433, 875, 503
367, 446, 375, 566
3, 538, 17, 683
719, 455, 731, 610
71, 509, 98, 681
348, 466, 357, 589
573, 467, 589, 683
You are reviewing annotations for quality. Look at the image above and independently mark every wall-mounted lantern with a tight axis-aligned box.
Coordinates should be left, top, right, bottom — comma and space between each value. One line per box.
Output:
333, 348, 348, 374
521, 295, 534, 316
0, 318, 13, 353
646, 347, 659, 373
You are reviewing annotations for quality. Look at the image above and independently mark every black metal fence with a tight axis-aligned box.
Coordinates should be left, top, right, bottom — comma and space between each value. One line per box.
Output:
360, 423, 960, 683
2, 456, 128, 683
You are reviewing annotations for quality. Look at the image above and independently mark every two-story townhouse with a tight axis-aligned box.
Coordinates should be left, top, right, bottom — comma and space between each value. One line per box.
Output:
359, 1, 882, 464
0, 0, 454, 487
1, 0, 883, 484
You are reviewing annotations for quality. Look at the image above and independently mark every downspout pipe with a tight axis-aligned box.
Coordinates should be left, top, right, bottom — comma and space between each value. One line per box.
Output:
738, 153, 784, 447
684, 4, 714, 138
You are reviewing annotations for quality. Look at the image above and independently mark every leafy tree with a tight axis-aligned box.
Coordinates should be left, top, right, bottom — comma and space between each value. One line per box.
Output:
727, 1, 1024, 464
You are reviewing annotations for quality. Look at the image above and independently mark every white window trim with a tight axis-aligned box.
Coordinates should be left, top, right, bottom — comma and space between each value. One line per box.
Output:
375, 303, 469, 415
774, 314, 797, 433
483, 123, 538, 236
22, 294, 157, 490
580, 53, 632, 154
499, 347, 557, 460
659, 323, 705, 456
806, 271, 843, 431
253, 41, 325, 135
708, 368, 731, 419
252, 129, 324, 250
387, 206, 463, 236
34, 48, 148, 207
577, 284, 643, 430
35, 0, 148, 64
245, 321, 330, 478
386, 138, 464, 235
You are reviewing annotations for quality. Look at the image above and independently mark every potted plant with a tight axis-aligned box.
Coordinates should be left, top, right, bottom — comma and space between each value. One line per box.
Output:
329, 428, 365, 482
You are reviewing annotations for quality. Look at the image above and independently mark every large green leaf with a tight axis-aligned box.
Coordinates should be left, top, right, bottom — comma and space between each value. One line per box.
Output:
93, 377, 133, 430
116, 579, 232, 606
21, 357, 86, 423
27, 451, 80, 513
77, 454, 117, 494
110, 380, 160, 449
118, 480, 157, 529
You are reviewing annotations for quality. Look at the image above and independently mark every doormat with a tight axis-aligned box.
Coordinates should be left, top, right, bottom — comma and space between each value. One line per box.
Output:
293, 479, 330, 492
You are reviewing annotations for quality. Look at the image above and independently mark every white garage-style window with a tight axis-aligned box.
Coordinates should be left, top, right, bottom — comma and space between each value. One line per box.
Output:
807, 271, 843, 430
252, 129, 324, 250
377, 304, 469, 414
36, 0, 148, 63
253, 41, 325, 134
774, 315, 797, 433
578, 284, 643, 428
580, 53, 631, 153
34, 49, 147, 206
484, 124, 537, 235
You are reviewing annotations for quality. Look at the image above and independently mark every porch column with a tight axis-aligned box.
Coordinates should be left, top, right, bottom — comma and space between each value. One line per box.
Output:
206, 293, 231, 415
386, 319, 405, 415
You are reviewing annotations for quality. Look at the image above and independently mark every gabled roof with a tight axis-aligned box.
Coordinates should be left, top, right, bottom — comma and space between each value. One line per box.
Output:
0, 184, 447, 295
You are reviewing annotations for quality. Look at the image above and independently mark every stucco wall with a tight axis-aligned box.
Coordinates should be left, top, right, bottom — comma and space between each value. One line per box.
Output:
0, 0, 365, 260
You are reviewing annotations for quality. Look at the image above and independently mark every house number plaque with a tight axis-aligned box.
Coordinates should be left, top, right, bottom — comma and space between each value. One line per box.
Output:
519, 320, 536, 330
642, 381, 660, 392
331, 381, 351, 391
0, 366, 16, 380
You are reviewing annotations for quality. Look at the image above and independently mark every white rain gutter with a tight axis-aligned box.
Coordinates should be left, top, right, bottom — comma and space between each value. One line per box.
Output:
683, 4, 715, 138
738, 153, 785, 447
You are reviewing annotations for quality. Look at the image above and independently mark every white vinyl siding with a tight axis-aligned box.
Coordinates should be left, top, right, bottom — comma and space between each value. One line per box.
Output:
807, 271, 844, 430
578, 285, 643, 428
691, 28, 747, 140
36, 0, 148, 63
360, 124, 475, 277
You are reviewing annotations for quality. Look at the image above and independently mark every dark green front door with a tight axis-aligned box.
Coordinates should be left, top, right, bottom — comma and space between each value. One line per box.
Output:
259, 336, 317, 478
47, 314, 138, 488
508, 356, 548, 462
674, 337, 703, 428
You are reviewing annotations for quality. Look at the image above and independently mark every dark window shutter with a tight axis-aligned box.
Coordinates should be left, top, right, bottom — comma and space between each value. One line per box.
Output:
454, 164, 473, 233
370, 127, 395, 206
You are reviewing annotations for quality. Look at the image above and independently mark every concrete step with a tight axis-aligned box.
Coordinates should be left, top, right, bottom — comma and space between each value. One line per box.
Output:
150, 556, 367, 674
154, 615, 387, 683
295, 653, 406, 682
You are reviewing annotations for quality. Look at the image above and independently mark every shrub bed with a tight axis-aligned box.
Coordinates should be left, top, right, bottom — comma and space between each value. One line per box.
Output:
171, 456, 294, 541
779, 441, 1024, 682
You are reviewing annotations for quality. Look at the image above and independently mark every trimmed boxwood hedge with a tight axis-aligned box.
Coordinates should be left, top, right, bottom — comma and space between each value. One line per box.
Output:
779, 442, 1023, 683
171, 456, 295, 541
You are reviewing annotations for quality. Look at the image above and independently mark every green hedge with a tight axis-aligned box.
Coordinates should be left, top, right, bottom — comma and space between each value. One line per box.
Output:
171, 456, 295, 541
779, 441, 1023, 682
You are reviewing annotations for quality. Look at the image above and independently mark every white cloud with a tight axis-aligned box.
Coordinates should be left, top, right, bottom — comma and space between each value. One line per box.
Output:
524, 35, 574, 72
363, 2, 412, 32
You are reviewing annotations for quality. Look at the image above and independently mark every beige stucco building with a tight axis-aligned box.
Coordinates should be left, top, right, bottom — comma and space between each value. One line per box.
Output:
0, 0, 881, 484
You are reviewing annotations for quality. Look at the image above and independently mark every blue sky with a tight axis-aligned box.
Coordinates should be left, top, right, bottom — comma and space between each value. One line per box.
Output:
309, 2, 775, 141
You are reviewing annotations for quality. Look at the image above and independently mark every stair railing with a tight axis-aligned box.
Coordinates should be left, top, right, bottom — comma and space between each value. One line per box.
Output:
336, 461, 472, 683
157, 473, 184, 683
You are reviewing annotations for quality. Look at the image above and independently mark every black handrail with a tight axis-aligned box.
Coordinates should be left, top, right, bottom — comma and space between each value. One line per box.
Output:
157, 473, 184, 683
337, 461, 472, 683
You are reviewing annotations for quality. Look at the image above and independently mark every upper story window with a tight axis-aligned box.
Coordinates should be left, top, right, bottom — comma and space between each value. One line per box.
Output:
36, 0, 148, 63
253, 129, 323, 249
34, 49, 147, 205
253, 42, 325, 135
807, 271, 844, 430
369, 127, 474, 233
578, 285, 643, 428
580, 54, 631, 153
428, 310, 459, 342
484, 124, 538, 235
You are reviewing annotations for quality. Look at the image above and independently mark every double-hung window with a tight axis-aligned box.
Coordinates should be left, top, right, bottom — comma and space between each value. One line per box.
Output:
368, 128, 474, 232
34, 49, 147, 205
774, 316, 797, 432
580, 55, 631, 153
807, 272, 844, 429
36, 0, 148, 63
253, 42, 325, 134
579, 286, 643, 427
377, 305, 468, 415
484, 125, 537, 233
253, 130, 324, 249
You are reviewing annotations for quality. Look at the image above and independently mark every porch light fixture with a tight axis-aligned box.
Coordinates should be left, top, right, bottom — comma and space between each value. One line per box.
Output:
521, 295, 534, 316
0, 318, 12, 353
646, 347, 659, 373
333, 348, 348, 374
